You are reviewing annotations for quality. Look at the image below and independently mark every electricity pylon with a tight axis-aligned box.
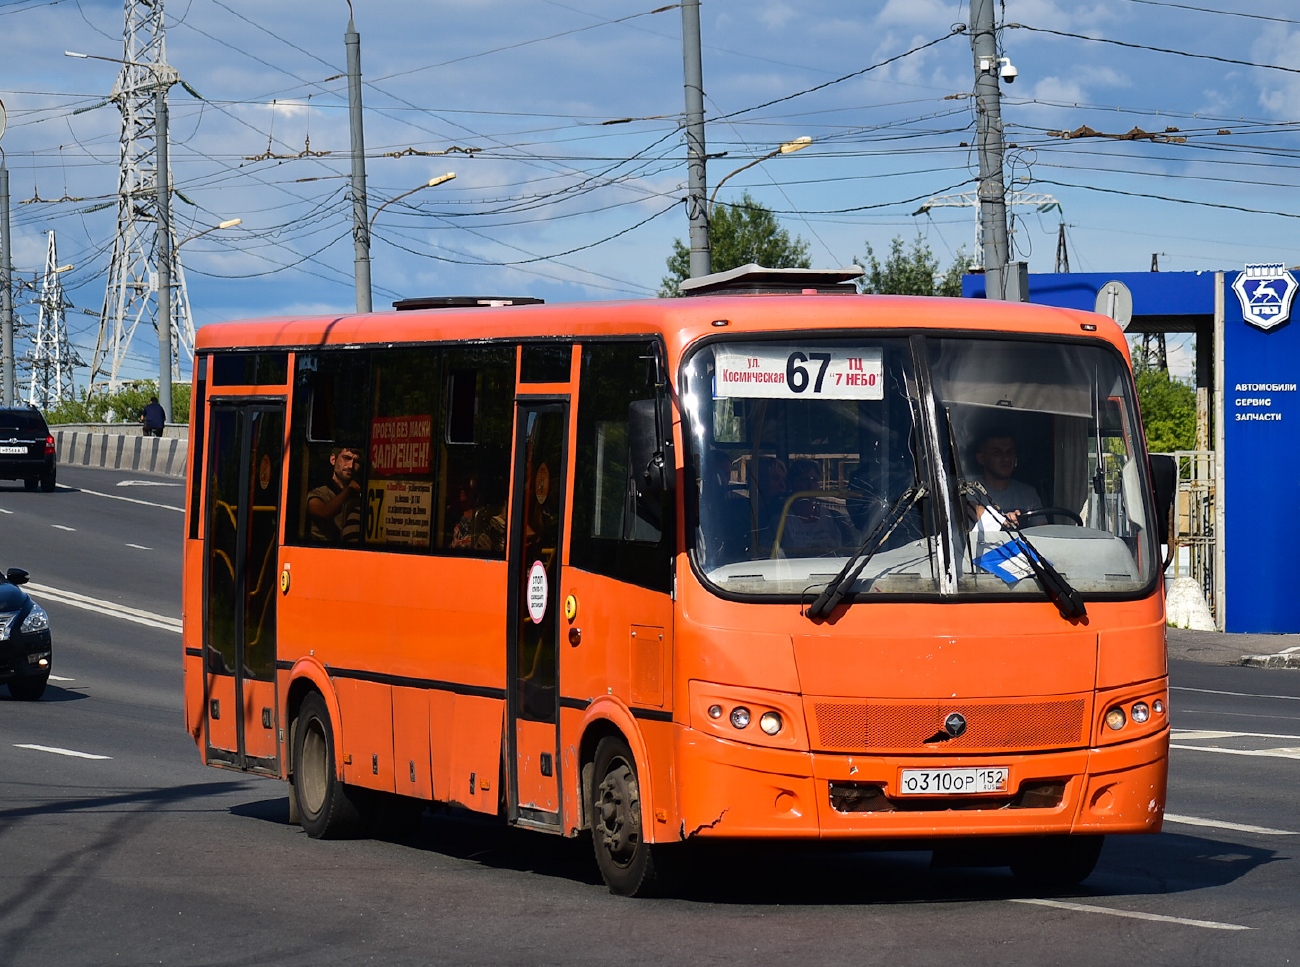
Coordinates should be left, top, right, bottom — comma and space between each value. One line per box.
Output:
26, 231, 81, 408
914, 192, 1061, 269
90, 0, 194, 396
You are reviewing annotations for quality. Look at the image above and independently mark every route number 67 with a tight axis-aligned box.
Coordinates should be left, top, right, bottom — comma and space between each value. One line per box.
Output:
786, 352, 831, 393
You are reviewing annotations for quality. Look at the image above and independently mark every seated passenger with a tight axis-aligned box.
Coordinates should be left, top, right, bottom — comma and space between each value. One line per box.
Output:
970, 430, 1041, 528
779, 459, 851, 554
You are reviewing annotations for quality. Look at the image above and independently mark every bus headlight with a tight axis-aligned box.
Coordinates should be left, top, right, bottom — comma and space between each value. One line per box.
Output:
729, 706, 751, 729
759, 711, 783, 735
1131, 702, 1150, 724
1105, 707, 1126, 731
707, 704, 723, 719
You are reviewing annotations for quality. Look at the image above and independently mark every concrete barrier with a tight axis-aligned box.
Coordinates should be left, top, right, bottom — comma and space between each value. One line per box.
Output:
53, 426, 189, 478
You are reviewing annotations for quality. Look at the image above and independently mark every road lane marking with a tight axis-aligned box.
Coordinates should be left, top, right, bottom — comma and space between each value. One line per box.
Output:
51, 524, 75, 531
1171, 743, 1300, 760
125, 543, 152, 550
0, 508, 11, 514
1173, 728, 1300, 741
1163, 813, 1295, 836
25, 582, 181, 634
14, 744, 111, 760
117, 480, 182, 488
64, 485, 183, 513
1011, 898, 1249, 931
1172, 685, 1300, 702
48, 675, 74, 682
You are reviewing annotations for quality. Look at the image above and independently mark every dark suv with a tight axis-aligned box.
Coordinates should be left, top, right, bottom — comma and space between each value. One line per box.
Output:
0, 406, 57, 492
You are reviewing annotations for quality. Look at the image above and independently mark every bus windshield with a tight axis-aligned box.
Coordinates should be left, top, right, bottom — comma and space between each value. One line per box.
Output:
681, 334, 1158, 601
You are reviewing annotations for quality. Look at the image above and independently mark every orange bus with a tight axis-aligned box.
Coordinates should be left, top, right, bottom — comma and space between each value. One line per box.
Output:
182, 266, 1173, 896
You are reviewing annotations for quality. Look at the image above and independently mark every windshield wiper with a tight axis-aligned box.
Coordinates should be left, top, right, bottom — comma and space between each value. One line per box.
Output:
806, 484, 923, 621
968, 481, 1087, 621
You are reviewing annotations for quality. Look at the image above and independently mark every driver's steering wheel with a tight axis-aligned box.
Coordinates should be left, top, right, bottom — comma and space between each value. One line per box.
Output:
1018, 506, 1083, 527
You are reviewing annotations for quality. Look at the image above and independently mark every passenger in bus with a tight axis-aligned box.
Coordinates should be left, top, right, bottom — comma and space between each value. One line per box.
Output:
306, 446, 363, 543
970, 430, 1041, 528
698, 449, 749, 565
779, 459, 852, 554
450, 472, 507, 554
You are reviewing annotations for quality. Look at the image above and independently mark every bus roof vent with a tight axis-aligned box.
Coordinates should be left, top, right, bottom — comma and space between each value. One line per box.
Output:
392, 296, 545, 311
678, 264, 863, 297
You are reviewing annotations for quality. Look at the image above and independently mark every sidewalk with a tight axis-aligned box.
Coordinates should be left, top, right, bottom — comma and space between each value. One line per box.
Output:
1167, 628, 1300, 668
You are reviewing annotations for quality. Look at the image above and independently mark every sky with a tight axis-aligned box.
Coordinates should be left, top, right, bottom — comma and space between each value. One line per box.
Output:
2, 0, 1299, 387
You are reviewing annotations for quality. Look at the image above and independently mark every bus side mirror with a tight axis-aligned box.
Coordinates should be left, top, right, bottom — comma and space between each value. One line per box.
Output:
628, 398, 675, 500
1149, 454, 1176, 546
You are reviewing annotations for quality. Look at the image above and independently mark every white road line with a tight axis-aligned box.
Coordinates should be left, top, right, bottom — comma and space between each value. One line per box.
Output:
0, 508, 12, 514
67, 484, 183, 512
26, 582, 182, 634
14, 744, 112, 761
1171, 743, 1300, 761
1172, 728, 1300, 741
1172, 685, 1300, 702
48, 675, 74, 682
1163, 813, 1296, 836
51, 524, 75, 531
124, 543, 153, 550
117, 480, 182, 488
1011, 898, 1249, 931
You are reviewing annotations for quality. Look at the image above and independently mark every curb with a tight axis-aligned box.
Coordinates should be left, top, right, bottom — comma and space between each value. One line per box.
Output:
1241, 653, 1300, 669
53, 429, 188, 479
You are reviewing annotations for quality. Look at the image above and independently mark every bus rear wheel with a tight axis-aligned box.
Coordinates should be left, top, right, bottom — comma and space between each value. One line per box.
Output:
590, 736, 681, 897
293, 692, 365, 839
1009, 834, 1104, 890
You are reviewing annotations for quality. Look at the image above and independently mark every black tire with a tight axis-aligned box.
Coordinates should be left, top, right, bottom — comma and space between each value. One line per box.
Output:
292, 692, 366, 839
23, 477, 37, 492
590, 735, 681, 897
8, 674, 49, 701
1009, 834, 1104, 890
39, 468, 56, 493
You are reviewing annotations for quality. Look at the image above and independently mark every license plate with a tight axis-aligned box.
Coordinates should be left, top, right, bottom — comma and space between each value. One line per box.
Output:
0, 445, 26, 454
899, 767, 1008, 795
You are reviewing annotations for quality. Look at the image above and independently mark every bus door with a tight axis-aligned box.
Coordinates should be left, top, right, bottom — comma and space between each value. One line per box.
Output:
507, 402, 568, 828
202, 402, 284, 775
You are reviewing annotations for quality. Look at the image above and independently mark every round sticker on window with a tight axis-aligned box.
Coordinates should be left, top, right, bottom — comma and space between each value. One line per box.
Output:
535, 462, 550, 505
527, 560, 548, 623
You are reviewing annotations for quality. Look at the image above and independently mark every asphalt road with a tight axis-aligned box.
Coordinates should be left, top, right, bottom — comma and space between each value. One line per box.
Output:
1, 466, 1297, 965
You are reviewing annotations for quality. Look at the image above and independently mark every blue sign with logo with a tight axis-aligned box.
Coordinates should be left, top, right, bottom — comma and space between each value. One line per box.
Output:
1222, 265, 1300, 632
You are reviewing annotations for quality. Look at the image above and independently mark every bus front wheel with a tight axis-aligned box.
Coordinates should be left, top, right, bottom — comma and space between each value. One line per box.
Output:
1009, 834, 1104, 889
590, 736, 680, 897
293, 692, 365, 839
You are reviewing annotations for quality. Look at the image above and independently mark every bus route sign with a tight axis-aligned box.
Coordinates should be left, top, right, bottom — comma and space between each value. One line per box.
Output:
713, 345, 884, 400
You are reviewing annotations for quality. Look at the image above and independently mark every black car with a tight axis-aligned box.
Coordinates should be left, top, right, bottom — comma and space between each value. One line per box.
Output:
0, 406, 57, 492
0, 568, 52, 700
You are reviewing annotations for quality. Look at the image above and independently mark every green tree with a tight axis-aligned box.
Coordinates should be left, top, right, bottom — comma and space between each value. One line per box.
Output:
44, 380, 191, 427
858, 234, 968, 297
660, 193, 811, 297
1134, 367, 1196, 453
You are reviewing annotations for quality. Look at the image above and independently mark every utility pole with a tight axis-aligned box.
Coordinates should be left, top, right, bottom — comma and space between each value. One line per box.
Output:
85, 0, 194, 400
970, 0, 1011, 301
680, 0, 710, 278
155, 88, 173, 420
27, 231, 80, 408
346, 17, 371, 313
0, 158, 13, 406
1055, 222, 1070, 273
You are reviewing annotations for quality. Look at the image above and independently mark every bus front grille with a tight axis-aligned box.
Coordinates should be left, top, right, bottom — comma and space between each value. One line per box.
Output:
809, 697, 1087, 753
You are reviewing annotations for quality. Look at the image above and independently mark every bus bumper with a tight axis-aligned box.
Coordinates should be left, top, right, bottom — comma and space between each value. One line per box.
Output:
673, 726, 1168, 841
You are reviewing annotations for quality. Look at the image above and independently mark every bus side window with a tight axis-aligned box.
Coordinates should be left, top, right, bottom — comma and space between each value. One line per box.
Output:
570, 341, 674, 594
438, 347, 514, 558
287, 351, 372, 547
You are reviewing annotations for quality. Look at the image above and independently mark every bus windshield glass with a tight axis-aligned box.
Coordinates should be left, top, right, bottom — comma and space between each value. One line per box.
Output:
681, 335, 1157, 601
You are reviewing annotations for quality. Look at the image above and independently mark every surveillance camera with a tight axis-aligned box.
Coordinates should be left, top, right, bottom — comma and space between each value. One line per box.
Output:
998, 58, 1018, 83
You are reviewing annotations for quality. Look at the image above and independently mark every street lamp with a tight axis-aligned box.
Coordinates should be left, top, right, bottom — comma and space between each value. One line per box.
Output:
708, 136, 812, 215
179, 218, 242, 248
369, 173, 456, 231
